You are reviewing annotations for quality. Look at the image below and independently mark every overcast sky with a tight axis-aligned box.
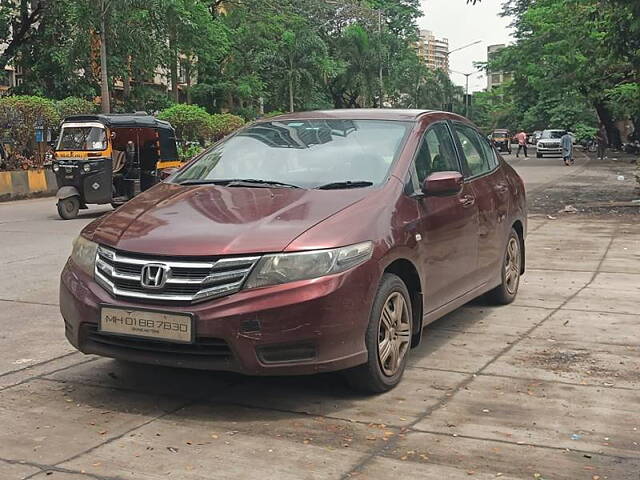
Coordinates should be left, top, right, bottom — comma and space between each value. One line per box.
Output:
418, 0, 513, 92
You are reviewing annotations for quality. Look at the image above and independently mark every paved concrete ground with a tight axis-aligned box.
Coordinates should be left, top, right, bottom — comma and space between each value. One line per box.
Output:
1, 153, 639, 479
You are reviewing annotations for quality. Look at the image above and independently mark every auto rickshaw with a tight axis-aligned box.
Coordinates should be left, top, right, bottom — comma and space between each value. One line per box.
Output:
490, 129, 513, 154
52, 113, 179, 219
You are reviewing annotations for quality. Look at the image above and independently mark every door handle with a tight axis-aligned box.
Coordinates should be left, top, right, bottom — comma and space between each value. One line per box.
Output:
459, 194, 476, 207
495, 183, 509, 193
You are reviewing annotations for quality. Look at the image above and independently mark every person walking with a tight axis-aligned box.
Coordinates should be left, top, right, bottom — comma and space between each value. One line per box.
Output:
561, 130, 574, 166
596, 126, 608, 160
515, 130, 528, 157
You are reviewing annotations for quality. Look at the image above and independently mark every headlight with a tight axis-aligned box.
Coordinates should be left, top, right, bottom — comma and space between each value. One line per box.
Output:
82, 163, 91, 172
537, 143, 543, 148
52, 163, 60, 172
244, 241, 373, 289
70, 236, 98, 277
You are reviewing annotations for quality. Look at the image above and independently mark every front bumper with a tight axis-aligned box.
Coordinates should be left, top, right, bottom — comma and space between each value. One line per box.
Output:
60, 259, 378, 375
537, 144, 562, 155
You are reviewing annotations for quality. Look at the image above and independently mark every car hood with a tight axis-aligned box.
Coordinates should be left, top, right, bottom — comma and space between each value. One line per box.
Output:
83, 182, 370, 256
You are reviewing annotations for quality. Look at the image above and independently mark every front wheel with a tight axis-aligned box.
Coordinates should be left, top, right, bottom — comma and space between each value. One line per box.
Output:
486, 229, 522, 305
57, 197, 80, 220
344, 273, 413, 393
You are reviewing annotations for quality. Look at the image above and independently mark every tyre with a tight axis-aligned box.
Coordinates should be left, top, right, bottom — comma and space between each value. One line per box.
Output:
536, 152, 542, 158
57, 197, 80, 220
486, 228, 522, 305
344, 273, 413, 393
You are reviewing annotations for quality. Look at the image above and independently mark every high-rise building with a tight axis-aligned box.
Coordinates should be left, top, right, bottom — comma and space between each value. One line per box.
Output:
417, 30, 449, 72
486, 44, 512, 90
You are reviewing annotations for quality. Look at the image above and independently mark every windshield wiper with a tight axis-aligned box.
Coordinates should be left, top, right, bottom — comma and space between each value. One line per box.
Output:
179, 178, 301, 189
316, 181, 374, 190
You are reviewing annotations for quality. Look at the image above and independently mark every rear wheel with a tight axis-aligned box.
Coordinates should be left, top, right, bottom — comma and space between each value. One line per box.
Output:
486, 228, 522, 305
57, 197, 80, 220
344, 273, 413, 393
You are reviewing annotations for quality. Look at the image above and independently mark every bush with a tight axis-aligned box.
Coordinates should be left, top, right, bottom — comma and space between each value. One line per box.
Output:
209, 113, 245, 141
157, 104, 212, 143
178, 143, 204, 162
573, 123, 599, 143
56, 97, 99, 119
0, 95, 60, 157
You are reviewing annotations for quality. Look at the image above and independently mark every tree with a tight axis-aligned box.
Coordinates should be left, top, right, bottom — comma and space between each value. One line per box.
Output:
0, 0, 49, 71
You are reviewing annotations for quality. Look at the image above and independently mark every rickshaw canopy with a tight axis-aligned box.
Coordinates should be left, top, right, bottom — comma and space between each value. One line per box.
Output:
62, 113, 178, 162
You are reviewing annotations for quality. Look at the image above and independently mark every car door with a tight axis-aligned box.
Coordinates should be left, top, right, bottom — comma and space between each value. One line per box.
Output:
411, 122, 479, 309
451, 122, 506, 286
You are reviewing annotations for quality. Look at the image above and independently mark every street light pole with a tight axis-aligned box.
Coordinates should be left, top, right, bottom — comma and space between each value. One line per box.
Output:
378, 9, 384, 108
442, 40, 482, 113
464, 73, 470, 117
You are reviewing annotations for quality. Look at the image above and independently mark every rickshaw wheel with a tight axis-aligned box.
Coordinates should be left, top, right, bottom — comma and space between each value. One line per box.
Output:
57, 197, 80, 220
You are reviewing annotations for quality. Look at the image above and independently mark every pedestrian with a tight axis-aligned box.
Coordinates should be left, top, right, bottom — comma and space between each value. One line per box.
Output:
561, 129, 574, 166
515, 129, 528, 157
596, 126, 608, 160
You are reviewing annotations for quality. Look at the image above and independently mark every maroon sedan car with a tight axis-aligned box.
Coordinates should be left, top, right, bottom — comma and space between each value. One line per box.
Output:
60, 110, 526, 393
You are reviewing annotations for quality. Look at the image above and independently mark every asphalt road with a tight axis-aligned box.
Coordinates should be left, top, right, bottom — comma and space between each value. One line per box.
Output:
1, 157, 639, 479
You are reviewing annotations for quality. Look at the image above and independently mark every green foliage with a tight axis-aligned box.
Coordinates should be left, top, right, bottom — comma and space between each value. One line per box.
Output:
208, 113, 245, 141
573, 123, 598, 142
157, 105, 244, 143
56, 97, 99, 119
157, 104, 212, 142
178, 143, 203, 162
492, 0, 640, 144
0, 96, 60, 155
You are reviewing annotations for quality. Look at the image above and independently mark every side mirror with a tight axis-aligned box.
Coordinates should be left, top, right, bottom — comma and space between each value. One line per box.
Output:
159, 167, 178, 180
421, 171, 464, 197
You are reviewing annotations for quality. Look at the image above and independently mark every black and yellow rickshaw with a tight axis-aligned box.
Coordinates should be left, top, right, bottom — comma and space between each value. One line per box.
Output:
490, 129, 513, 154
52, 113, 180, 219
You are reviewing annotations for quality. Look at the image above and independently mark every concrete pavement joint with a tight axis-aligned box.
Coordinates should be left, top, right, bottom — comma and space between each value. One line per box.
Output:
0, 357, 98, 393
0, 351, 80, 380
49, 399, 200, 473
403, 428, 639, 461
341, 222, 619, 478
0, 457, 127, 480
0, 298, 58, 307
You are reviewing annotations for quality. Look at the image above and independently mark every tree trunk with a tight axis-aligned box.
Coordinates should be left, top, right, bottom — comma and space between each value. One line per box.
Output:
288, 72, 294, 113
123, 56, 131, 99
594, 101, 620, 148
169, 24, 179, 103
185, 62, 191, 104
99, 1, 110, 114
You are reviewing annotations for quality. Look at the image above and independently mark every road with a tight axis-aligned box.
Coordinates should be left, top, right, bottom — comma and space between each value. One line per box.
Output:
1, 155, 639, 479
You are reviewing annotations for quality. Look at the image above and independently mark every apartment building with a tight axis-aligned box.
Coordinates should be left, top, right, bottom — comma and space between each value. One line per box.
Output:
417, 30, 449, 72
486, 44, 512, 90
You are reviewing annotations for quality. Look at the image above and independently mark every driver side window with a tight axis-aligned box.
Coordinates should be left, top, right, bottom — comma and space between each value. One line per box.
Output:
414, 123, 461, 184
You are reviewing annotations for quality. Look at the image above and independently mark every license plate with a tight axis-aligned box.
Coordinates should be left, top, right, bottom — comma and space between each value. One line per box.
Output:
99, 307, 193, 343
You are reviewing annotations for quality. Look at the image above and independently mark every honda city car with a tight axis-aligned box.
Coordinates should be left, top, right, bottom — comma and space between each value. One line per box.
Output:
60, 109, 527, 393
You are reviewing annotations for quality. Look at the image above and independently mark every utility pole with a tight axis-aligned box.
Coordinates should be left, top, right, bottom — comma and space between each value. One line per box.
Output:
464, 73, 471, 117
444, 40, 482, 113
99, 0, 111, 113
378, 9, 383, 108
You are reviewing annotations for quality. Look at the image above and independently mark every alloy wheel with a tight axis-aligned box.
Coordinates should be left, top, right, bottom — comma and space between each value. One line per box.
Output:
378, 292, 411, 377
504, 237, 521, 295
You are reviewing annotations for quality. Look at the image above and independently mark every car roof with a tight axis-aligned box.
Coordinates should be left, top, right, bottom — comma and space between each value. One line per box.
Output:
258, 109, 440, 122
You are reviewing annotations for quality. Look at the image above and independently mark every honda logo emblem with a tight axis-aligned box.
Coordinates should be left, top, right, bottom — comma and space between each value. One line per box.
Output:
140, 263, 171, 289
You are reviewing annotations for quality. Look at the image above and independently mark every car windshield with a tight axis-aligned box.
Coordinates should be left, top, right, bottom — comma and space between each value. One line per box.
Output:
171, 119, 411, 189
492, 131, 508, 138
541, 130, 565, 139
57, 126, 107, 151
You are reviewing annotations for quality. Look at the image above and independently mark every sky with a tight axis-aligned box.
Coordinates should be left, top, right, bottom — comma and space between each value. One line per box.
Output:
418, 0, 513, 92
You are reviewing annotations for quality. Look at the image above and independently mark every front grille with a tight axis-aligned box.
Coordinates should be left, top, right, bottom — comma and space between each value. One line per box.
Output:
84, 324, 232, 358
95, 246, 259, 304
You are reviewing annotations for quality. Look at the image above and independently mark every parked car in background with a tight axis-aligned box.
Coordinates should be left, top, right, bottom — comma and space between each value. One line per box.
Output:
60, 109, 527, 393
536, 129, 566, 158
491, 129, 513, 154
530, 131, 542, 145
